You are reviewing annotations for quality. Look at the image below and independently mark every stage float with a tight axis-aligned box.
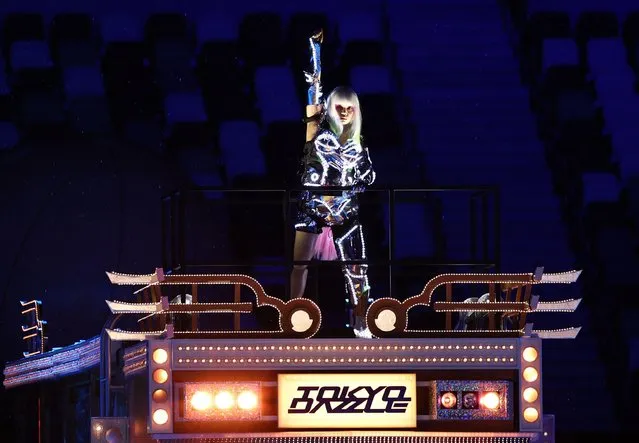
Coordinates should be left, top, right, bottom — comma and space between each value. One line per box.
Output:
3, 265, 579, 442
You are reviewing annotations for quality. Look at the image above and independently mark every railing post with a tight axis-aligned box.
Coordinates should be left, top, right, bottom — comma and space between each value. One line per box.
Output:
388, 188, 395, 298
284, 189, 291, 301
470, 194, 478, 261
170, 192, 178, 272
178, 191, 186, 271
482, 190, 490, 264
494, 187, 502, 272
161, 195, 167, 270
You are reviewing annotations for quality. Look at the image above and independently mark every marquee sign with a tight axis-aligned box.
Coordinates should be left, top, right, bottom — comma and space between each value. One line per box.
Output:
278, 373, 417, 429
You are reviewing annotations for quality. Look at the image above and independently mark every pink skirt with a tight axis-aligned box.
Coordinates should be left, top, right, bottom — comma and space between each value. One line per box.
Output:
314, 227, 338, 260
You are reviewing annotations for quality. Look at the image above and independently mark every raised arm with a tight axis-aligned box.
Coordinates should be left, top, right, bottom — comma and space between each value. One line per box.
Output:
303, 29, 324, 142
305, 104, 323, 141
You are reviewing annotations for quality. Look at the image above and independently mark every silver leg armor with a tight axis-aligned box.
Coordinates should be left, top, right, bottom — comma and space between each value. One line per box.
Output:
334, 222, 370, 333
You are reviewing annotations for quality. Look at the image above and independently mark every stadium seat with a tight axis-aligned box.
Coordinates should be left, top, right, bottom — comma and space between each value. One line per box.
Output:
101, 17, 156, 130
525, 11, 572, 40
63, 65, 105, 97
554, 88, 600, 124
338, 12, 384, 69
0, 62, 9, 95
350, 65, 392, 94
623, 12, 639, 71
8, 51, 65, 130
0, 91, 19, 148
624, 11, 639, 41
576, 11, 620, 66
2, 13, 45, 56
587, 38, 629, 75
163, 91, 211, 150
582, 172, 621, 210
341, 40, 384, 68
164, 91, 208, 126
254, 66, 300, 126
62, 65, 110, 133
591, 226, 639, 286
357, 93, 402, 149
338, 11, 382, 43
261, 121, 304, 186
520, 11, 572, 81
49, 13, 99, 67
178, 147, 223, 189
196, 41, 256, 122
195, 12, 239, 44
549, 126, 613, 172
576, 11, 619, 40
100, 14, 144, 43
238, 12, 285, 68
0, 121, 19, 150
533, 64, 600, 136
614, 130, 639, 182
15, 91, 66, 130
145, 13, 197, 92
219, 120, 267, 185
9, 41, 53, 71
541, 38, 579, 73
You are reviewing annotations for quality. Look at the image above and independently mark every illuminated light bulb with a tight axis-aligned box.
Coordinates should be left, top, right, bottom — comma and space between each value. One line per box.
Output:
152, 369, 168, 384
215, 391, 235, 409
523, 407, 539, 422
152, 389, 168, 403
191, 391, 214, 411
523, 367, 538, 382
523, 387, 538, 403
152, 409, 169, 425
480, 392, 500, 410
522, 347, 538, 362
237, 390, 259, 410
440, 392, 457, 409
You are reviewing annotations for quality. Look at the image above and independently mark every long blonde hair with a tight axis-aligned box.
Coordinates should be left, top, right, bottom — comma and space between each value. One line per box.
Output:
325, 86, 362, 145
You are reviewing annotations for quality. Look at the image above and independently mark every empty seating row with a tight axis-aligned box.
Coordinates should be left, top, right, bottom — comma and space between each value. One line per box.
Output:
518, 10, 639, 83
0, 55, 20, 148
509, 5, 639, 430
1, 58, 396, 134
524, 0, 639, 21
538, 35, 639, 181
1, 13, 390, 128
0, 11, 385, 71
519, 11, 639, 265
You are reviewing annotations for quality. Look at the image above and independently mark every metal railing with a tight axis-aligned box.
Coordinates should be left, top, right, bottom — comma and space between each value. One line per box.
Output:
160, 186, 500, 300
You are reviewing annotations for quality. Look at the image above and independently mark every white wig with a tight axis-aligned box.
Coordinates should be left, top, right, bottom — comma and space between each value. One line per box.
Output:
325, 86, 362, 145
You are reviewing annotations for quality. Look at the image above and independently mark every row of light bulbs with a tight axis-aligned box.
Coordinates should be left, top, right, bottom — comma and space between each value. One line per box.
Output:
151, 348, 171, 425
176, 356, 517, 364
176, 344, 517, 352
521, 346, 540, 423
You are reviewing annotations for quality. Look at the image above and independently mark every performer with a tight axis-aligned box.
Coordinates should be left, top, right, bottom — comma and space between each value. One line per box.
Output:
289, 30, 376, 338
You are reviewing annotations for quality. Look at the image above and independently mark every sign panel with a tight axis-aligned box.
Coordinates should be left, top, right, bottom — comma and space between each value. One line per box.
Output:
278, 373, 417, 429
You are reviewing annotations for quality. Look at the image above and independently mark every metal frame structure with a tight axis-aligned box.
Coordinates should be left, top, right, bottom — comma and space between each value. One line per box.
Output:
160, 187, 501, 298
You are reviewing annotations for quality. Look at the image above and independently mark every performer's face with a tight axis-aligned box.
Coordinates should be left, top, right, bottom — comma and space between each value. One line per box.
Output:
335, 102, 355, 125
